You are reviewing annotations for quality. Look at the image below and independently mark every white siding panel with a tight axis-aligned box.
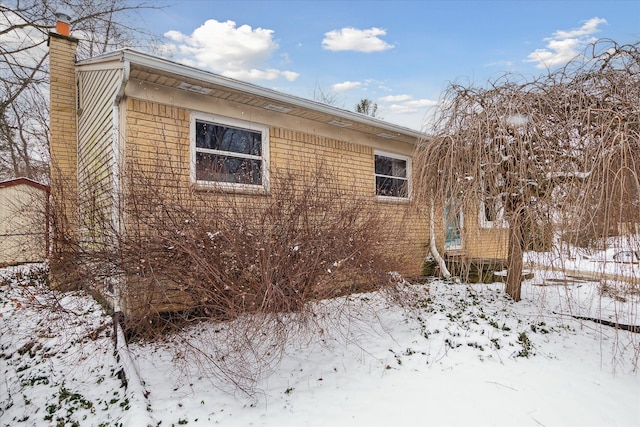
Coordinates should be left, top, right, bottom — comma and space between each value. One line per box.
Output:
0, 183, 47, 265
77, 68, 122, 248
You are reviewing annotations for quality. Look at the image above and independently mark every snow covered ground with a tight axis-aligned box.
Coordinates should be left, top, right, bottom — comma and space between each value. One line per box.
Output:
1, 262, 639, 427
525, 236, 640, 282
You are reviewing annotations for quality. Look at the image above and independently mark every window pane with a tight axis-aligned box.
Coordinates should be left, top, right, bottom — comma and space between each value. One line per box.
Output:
375, 155, 406, 178
196, 152, 262, 185
195, 121, 262, 156
444, 202, 463, 249
483, 195, 504, 223
376, 176, 408, 197
375, 154, 408, 197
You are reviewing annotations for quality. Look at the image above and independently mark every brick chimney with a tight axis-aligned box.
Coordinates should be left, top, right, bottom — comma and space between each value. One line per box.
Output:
48, 12, 79, 275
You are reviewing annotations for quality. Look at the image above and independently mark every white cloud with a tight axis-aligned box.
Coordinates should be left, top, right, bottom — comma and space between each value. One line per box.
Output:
378, 95, 438, 114
404, 99, 438, 108
483, 60, 515, 68
322, 27, 394, 52
379, 94, 412, 102
332, 81, 362, 92
525, 17, 607, 69
163, 19, 298, 82
389, 104, 418, 114
554, 17, 607, 39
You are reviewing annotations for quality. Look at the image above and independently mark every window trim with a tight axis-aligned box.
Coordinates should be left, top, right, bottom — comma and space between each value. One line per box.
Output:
479, 198, 508, 229
478, 175, 508, 229
374, 150, 412, 201
190, 111, 270, 193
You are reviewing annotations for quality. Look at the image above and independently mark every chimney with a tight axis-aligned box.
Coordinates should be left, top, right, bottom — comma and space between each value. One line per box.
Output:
48, 12, 79, 270
54, 10, 72, 37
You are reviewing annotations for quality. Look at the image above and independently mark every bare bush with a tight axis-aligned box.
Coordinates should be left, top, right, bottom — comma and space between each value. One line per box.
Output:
117, 161, 402, 323
49, 156, 407, 391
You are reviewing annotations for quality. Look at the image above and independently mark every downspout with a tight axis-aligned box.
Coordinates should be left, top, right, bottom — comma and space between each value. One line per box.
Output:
109, 60, 157, 427
111, 58, 129, 312
112, 59, 129, 243
45, 185, 51, 259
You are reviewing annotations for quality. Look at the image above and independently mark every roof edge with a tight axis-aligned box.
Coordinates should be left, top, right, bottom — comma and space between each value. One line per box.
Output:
0, 178, 49, 191
77, 49, 428, 139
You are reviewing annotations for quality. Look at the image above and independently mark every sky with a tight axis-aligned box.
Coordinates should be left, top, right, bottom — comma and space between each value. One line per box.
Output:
137, 1, 640, 130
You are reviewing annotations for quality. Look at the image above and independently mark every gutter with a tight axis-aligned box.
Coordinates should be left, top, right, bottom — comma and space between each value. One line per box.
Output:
111, 59, 129, 240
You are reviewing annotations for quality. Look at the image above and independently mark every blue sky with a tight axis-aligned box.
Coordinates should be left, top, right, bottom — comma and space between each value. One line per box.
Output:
139, 1, 639, 130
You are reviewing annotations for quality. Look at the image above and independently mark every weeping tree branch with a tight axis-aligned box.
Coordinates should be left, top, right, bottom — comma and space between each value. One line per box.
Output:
414, 40, 640, 300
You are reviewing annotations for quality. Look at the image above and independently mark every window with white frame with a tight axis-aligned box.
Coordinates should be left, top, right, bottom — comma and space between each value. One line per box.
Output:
374, 152, 410, 199
479, 177, 508, 228
191, 112, 269, 190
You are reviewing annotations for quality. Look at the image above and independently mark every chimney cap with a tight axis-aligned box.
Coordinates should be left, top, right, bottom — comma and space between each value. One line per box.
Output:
54, 9, 72, 22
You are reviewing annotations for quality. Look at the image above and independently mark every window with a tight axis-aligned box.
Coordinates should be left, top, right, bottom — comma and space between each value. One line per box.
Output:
191, 112, 269, 190
444, 199, 464, 250
479, 176, 508, 228
375, 152, 410, 199
480, 196, 507, 228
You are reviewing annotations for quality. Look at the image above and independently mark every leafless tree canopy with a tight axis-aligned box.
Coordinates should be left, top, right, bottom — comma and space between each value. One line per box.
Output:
311, 83, 340, 106
355, 98, 379, 118
414, 40, 640, 300
0, 0, 160, 181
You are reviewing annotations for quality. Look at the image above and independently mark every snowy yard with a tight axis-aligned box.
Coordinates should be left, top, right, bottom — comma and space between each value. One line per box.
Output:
1, 263, 639, 427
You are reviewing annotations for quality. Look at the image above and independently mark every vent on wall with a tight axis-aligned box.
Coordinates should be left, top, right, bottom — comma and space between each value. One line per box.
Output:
376, 132, 397, 139
264, 103, 293, 113
328, 120, 352, 128
177, 82, 213, 95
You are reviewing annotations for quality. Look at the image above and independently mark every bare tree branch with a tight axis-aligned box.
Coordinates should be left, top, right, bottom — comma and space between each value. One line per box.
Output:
0, 0, 163, 181
414, 40, 640, 300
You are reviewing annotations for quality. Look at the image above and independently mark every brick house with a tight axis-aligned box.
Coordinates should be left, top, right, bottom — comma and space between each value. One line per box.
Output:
48, 21, 508, 315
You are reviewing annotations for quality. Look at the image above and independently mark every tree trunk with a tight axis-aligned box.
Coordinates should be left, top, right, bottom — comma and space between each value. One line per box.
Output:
505, 206, 526, 301
429, 196, 451, 279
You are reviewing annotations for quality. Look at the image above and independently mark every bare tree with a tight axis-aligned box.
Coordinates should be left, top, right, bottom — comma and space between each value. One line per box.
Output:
311, 83, 340, 106
0, 0, 160, 181
414, 40, 640, 301
355, 98, 379, 118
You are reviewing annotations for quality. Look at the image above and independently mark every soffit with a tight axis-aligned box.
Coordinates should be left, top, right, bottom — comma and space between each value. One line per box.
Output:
127, 63, 426, 146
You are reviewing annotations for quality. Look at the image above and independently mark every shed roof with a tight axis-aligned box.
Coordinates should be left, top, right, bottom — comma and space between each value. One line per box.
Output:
0, 178, 49, 192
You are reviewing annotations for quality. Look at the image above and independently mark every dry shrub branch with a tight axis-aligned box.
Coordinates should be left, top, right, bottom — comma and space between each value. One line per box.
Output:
50, 155, 406, 391
119, 160, 402, 322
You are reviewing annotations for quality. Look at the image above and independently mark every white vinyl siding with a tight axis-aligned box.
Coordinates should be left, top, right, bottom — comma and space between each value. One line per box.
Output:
77, 68, 122, 246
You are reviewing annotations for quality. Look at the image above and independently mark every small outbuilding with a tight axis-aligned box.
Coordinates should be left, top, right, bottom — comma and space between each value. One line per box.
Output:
0, 178, 49, 267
